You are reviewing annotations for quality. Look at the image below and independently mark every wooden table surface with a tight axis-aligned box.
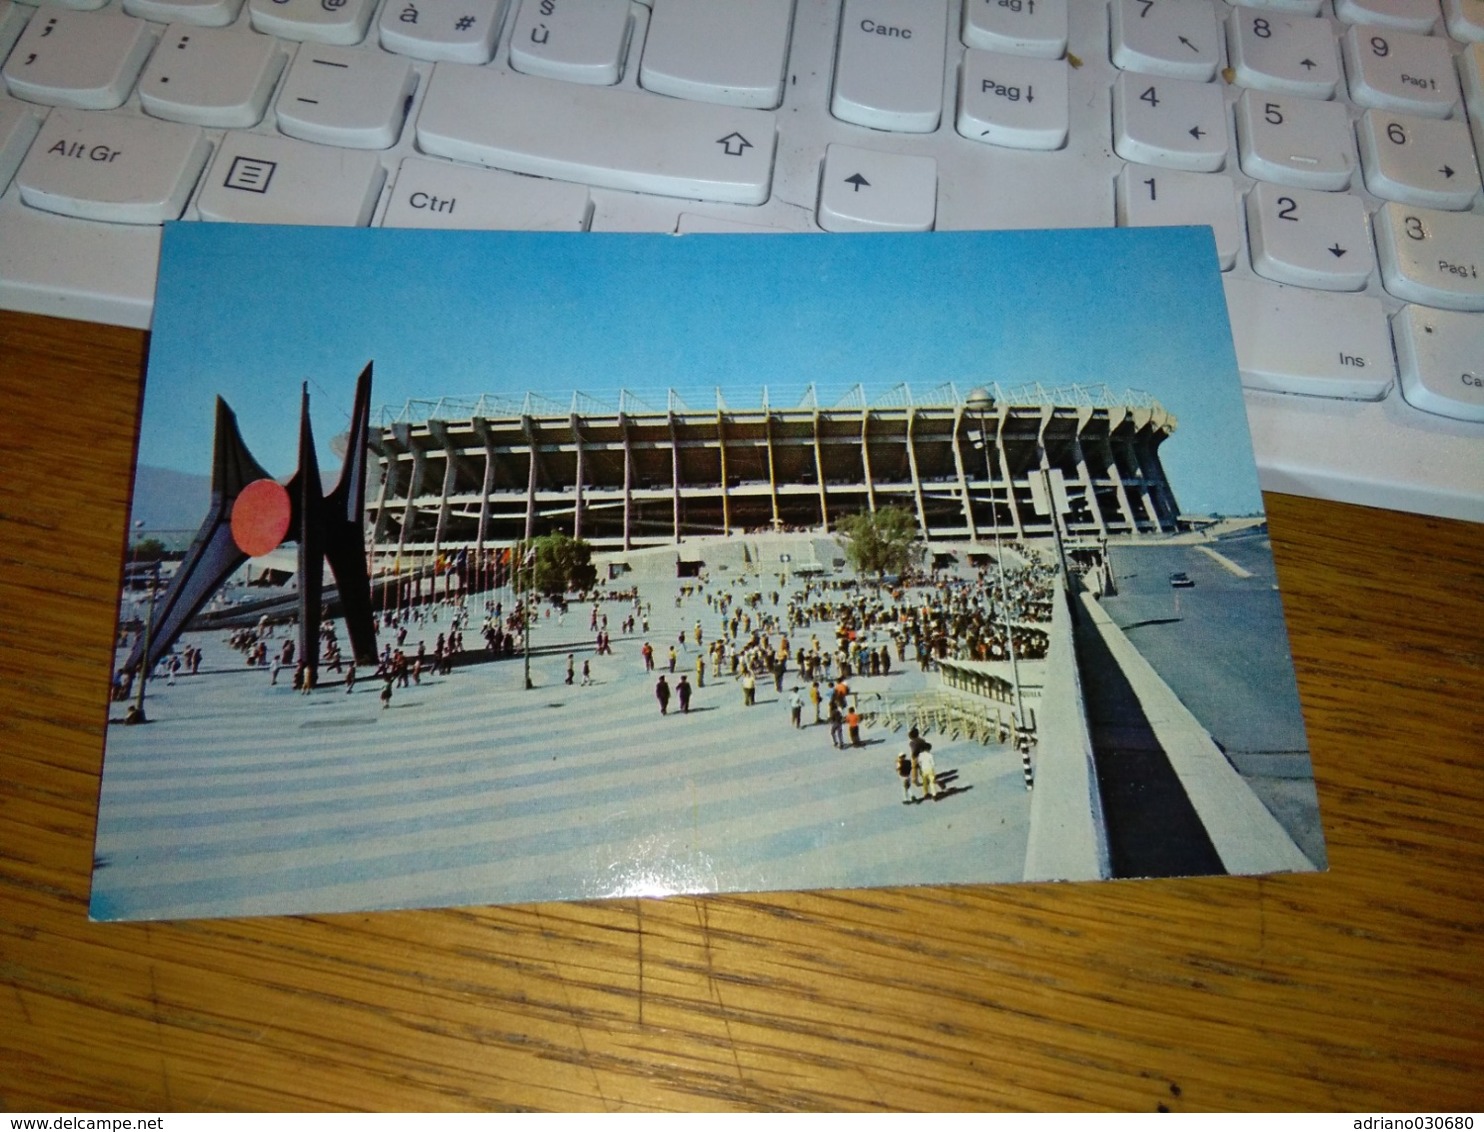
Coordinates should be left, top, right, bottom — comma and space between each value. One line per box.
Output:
1, 308, 1480, 1113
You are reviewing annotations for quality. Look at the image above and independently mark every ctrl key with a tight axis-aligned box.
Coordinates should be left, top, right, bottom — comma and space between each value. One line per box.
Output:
16, 109, 208, 224
1392, 305, 1484, 423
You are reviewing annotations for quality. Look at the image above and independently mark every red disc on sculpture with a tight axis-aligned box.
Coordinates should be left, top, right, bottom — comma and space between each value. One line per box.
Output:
231, 478, 292, 557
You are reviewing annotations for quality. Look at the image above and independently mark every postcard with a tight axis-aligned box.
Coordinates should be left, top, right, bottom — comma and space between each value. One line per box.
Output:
91, 224, 1324, 921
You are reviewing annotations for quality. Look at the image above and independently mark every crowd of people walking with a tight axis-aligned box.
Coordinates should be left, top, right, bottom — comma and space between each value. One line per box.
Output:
123, 541, 1054, 808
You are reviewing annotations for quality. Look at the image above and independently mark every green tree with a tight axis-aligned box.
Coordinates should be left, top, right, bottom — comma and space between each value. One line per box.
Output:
836, 505, 922, 581
515, 532, 597, 598
132, 536, 168, 561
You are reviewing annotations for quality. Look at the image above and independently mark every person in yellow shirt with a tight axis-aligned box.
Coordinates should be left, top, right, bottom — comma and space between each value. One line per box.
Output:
918, 744, 939, 800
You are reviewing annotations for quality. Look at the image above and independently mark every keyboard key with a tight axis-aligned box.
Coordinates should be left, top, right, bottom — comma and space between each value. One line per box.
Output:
1239, 0, 1323, 12
1246, 181, 1374, 290
1460, 40, 1484, 114
1356, 109, 1482, 209
380, 0, 506, 65
1443, 0, 1484, 41
960, 0, 1067, 59
139, 24, 286, 129
1374, 201, 1484, 310
1112, 70, 1227, 171
1235, 89, 1356, 191
196, 132, 385, 224
381, 156, 591, 229
417, 65, 776, 204
248, 0, 376, 45
816, 142, 935, 231
1224, 7, 1340, 99
957, 49, 1068, 151
1116, 163, 1241, 269
1392, 304, 1484, 421
508, 0, 629, 84
640, 0, 794, 109
831, 0, 948, 132
1462, 45, 1484, 180
2, 9, 153, 111
1, 1, 31, 62
123, 0, 245, 28
1341, 25, 1462, 119
17, 108, 208, 224
0, 96, 42, 193
1223, 277, 1395, 399
276, 45, 417, 149
1110, 0, 1220, 82
1334, 0, 1441, 34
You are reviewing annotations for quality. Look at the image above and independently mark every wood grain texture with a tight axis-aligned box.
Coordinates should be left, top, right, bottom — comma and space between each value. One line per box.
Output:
2, 309, 1480, 1112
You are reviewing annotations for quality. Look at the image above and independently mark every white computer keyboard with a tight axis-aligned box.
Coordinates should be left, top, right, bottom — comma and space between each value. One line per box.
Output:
1, 0, 1480, 520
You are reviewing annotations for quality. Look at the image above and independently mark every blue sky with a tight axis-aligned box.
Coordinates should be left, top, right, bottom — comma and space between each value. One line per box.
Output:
142, 223, 1262, 515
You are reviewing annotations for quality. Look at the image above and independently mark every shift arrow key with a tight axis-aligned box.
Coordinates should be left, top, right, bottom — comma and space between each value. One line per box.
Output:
417, 64, 776, 205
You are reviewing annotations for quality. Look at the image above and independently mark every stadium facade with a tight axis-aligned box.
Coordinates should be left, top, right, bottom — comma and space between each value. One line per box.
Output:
366, 383, 1180, 562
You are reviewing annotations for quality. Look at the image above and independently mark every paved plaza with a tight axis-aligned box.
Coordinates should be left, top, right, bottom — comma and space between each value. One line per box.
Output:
92, 563, 1035, 921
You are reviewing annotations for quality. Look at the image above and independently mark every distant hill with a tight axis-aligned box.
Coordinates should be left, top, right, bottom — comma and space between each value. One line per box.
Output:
127, 464, 365, 550
128, 466, 211, 546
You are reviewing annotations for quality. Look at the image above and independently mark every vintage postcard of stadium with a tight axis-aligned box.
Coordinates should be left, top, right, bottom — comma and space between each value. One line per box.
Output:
91, 224, 1324, 921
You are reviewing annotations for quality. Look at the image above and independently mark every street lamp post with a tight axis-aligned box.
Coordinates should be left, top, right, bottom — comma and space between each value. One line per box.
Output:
968, 392, 1026, 735
1038, 443, 1072, 587
126, 519, 148, 639
133, 558, 159, 723
521, 540, 534, 690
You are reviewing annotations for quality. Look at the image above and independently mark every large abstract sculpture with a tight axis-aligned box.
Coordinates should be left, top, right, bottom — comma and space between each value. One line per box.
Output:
125, 363, 378, 680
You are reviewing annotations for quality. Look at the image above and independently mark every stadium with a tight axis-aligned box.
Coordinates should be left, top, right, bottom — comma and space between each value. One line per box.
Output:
365, 382, 1181, 566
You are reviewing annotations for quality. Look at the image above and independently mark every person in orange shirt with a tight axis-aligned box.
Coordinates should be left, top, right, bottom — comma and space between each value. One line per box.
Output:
845, 703, 862, 747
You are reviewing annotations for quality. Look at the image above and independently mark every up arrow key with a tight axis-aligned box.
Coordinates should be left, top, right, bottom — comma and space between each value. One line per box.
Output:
817, 142, 935, 232
717, 132, 752, 157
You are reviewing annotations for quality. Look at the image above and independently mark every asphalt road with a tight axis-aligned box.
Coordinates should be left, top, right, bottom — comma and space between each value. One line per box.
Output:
1097, 529, 1309, 759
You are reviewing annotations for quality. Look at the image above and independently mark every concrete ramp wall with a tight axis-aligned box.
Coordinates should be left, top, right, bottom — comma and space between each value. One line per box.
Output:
1022, 575, 1112, 882
1078, 593, 1314, 875
599, 534, 846, 582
